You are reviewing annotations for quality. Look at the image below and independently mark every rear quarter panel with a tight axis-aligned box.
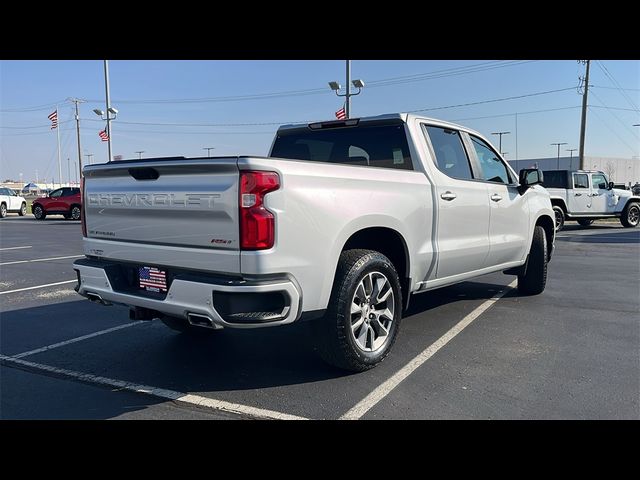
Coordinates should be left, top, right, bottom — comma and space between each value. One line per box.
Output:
238, 156, 434, 312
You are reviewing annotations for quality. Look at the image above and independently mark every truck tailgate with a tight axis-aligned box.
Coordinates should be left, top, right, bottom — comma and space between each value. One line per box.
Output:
83, 158, 241, 274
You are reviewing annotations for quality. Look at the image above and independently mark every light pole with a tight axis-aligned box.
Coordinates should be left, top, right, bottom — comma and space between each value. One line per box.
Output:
566, 148, 578, 169
85, 153, 94, 165
551, 142, 568, 169
491, 131, 511, 154
67, 158, 71, 186
502, 152, 509, 158
203, 147, 215, 157
68, 97, 85, 181
135, 151, 145, 160
93, 60, 117, 162
328, 60, 365, 119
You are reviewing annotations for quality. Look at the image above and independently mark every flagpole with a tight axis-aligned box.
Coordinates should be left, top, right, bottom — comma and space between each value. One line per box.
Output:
56, 105, 62, 188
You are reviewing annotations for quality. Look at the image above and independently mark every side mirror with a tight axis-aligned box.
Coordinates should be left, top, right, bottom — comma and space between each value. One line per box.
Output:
518, 168, 544, 194
608, 181, 614, 190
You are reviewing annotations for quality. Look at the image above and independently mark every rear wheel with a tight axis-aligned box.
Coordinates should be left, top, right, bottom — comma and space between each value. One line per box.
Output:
552, 206, 565, 232
577, 218, 594, 227
518, 225, 548, 296
33, 204, 46, 220
70, 205, 81, 220
0, 203, 6, 218
312, 249, 402, 372
19, 203, 27, 216
621, 202, 639, 228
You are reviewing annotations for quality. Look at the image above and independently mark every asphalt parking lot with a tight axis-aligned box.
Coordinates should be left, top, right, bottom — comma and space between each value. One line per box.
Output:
1, 216, 639, 420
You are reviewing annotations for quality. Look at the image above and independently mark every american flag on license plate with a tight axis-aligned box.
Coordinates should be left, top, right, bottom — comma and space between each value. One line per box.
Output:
139, 266, 167, 292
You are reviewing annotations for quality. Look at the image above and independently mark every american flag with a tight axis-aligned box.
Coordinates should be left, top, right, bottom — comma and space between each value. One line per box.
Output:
48, 110, 58, 129
335, 105, 346, 120
139, 266, 167, 292
99, 128, 109, 142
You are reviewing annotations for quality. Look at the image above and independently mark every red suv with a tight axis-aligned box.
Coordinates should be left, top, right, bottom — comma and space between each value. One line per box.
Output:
32, 187, 82, 220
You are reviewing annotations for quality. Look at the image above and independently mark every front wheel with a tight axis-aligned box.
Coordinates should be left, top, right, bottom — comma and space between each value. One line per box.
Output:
0, 203, 6, 218
621, 202, 639, 228
33, 204, 46, 220
312, 249, 403, 372
577, 218, 594, 227
19, 203, 27, 216
518, 225, 548, 296
552, 206, 565, 232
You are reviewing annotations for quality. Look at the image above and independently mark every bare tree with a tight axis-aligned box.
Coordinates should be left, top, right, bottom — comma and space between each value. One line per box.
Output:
605, 161, 615, 182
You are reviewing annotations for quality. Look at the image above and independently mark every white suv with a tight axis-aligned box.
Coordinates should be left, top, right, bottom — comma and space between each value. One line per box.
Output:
0, 187, 27, 218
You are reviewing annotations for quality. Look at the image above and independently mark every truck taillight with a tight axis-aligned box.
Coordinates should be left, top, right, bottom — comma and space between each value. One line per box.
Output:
239, 171, 279, 250
80, 176, 87, 237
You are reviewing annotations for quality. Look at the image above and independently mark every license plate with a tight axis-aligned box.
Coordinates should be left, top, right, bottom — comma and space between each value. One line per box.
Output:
138, 266, 168, 293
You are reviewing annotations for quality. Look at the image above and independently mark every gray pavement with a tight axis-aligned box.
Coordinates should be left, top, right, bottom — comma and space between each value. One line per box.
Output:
1, 216, 638, 419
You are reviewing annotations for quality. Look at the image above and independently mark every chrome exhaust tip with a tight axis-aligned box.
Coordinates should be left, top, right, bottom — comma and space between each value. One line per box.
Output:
86, 292, 112, 306
187, 313, 223, 330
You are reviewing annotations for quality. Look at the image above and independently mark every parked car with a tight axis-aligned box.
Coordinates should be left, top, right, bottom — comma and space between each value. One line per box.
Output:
0, 187, 28, 218
74, 113, 555, 371
542, 170, 640, 231
31, 187, 82, 220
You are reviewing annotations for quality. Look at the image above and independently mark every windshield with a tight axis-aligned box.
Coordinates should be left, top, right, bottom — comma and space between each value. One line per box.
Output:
270, 122, 414, 171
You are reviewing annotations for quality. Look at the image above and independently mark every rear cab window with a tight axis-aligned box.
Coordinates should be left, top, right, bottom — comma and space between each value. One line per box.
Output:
270, 121, 414, 170
424, 125, 474, 180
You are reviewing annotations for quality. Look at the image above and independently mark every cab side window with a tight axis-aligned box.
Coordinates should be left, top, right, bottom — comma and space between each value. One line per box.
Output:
591, 174, 607, 190
470, 135, 513, 184
573, 174, 589, 189
425, 126, 474, 180
49, 189, 63, 198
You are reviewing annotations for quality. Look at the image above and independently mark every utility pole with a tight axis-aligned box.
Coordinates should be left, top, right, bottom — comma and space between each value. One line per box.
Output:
67, 158, 71, 186
551, 142, 568, 169
104, 60, 113, 162
85, 153, 94, 165
345, 60, 351, 119
203, 147, 215, 157
55, 104, 62, 188
68, 98, 85, 180
491, 131, 511, 154
135, 151, 145, 159
578, 60, 591, 170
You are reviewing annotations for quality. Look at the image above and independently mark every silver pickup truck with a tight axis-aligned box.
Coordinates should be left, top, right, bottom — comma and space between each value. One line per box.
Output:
74, 113, 555, 371
543, 169, 640, 231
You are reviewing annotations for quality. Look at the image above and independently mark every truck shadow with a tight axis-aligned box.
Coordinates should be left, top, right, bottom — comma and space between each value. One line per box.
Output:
2, 279, 513, 418
558, 230, 639, 244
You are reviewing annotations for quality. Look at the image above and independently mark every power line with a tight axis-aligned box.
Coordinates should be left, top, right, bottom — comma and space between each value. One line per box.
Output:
0, 99, 69, 113
593, 85, 640, 92
596, 60, 639, 112
588, 106, 638, 155
590, 90, 640, 141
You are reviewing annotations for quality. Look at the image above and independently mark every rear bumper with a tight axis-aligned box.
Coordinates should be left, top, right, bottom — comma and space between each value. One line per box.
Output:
73, 258, 301, 329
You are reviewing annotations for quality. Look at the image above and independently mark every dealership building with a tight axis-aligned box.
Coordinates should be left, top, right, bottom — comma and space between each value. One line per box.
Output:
508, 156, 639, 187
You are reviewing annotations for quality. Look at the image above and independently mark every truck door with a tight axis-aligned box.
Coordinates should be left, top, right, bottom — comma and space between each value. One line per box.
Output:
466, 134, 529, 266
589, 173, 613, 213
568, 173, 591, 213
422, 125, 490, 279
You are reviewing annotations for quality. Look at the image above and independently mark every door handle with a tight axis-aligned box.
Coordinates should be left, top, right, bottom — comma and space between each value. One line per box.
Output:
490, 194, 502, 202
574, 193, 582, 196
590, 193, 600, 197
440, 191, 457, 201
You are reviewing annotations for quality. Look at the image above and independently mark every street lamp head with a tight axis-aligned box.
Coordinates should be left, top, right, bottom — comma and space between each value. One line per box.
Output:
352, 79, 365, 89
328, 81, 341, 91
93, 109, 104, 116
107, 107, 118, 115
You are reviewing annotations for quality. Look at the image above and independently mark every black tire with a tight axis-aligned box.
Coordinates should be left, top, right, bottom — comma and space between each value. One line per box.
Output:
70, 205, 81, 220
0, 203, 6, 218
33, 204, 46, 220
577, 218, 594, 227
312, 249, 403, 372
518, 225, 548, 296
552, 206, 565, 232
18, 202, 27, 216
620, 202, 639, 228
160, 315, 220, 335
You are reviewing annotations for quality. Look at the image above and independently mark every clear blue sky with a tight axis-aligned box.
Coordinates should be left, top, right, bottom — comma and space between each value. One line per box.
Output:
1, 60, 638, 183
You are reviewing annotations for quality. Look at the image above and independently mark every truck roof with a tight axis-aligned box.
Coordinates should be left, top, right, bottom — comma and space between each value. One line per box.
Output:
277, 113, 485, 138
542, 169, 606, 175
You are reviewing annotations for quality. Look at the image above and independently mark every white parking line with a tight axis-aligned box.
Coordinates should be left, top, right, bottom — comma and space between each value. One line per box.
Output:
0, 280, 77, 295
340, 279, 517, 420
0, 254, 82, 266
0, 246, 32, 251
0, 354, 308, 420
12, 322, 145, 359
